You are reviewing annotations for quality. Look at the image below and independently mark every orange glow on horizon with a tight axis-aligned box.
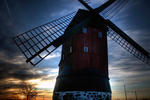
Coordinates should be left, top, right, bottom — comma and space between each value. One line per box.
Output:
20, 95, 25, 99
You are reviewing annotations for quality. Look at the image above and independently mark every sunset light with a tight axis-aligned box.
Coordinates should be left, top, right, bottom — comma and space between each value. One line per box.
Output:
0, 0, 150, 100
37, 79, 56, 89
20, 95, 25, 99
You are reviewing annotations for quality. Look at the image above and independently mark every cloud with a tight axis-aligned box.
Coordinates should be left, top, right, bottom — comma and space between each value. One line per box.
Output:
0, 0, 75, 97
0, 0, 150, 98
0, 60, 43, 81
0, 52, 46, 96
107, 0, 150, 92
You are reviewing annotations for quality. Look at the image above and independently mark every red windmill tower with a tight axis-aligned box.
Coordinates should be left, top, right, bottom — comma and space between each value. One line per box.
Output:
53, 9, 111, 99
13, 0, 150, 99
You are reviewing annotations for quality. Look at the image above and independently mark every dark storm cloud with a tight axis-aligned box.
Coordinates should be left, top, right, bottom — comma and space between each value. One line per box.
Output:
0, 0, 78, 66
0, 1, 19, 57
0, 0, 150, 97
108, 0, 150, 68
125, 0, 150, 30
0, 0, 79, 58
0, 59, 43, 81
0, 59, 43, 95
107, 0, 150, 91
5, 0, 80, 31
0, 0, 78, 96
111, 0, 150, 49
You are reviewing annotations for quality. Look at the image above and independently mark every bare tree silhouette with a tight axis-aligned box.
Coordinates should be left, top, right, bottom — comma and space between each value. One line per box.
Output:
18, 81, 38, 100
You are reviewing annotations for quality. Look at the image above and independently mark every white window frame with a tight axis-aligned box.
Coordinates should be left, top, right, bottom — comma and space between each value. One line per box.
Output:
82, 27, 87, 34
70, 46, 72, 53
84, 46, 88, 53
98, 32, 102, 38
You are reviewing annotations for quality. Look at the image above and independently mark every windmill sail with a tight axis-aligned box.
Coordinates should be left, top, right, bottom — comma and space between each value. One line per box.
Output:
106, 20, 150, 63
13, 12, 76, 65
13, 0, 149, 66
78, 0, 93, 11
13, 10, 91, 66
80, 0, 129, 19
100, 0, 129, 19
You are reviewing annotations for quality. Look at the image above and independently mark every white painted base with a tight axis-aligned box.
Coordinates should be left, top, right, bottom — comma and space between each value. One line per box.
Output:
53, 91, 111, 100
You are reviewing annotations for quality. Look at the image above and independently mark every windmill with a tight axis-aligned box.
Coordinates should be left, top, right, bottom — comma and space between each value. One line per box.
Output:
13, 0, 150, 100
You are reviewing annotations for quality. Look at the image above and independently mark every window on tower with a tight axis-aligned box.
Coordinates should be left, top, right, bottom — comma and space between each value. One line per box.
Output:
98, 32, 102, 38
84, 46, 88, 53
70, 46, 72, 53
82, 27, 87, 34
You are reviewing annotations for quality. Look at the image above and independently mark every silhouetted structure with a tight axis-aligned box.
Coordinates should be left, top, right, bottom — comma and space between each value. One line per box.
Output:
18, 82, 38, 100
14, 0, 150, 100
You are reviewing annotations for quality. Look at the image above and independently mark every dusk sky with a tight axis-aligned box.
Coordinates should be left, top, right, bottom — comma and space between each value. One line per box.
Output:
0, 0, 150, 99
